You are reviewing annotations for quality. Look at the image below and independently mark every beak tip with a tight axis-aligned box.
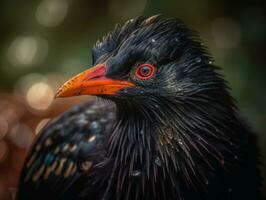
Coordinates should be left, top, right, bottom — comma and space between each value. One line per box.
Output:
54, 87, 64, 98
54, 93, 60, 99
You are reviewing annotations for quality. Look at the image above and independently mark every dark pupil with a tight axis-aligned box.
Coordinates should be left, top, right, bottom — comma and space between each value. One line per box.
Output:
140, 66, 151, 76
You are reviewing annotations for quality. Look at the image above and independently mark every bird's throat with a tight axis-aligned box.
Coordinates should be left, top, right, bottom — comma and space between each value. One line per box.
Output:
103, 100, 192, 199
99, 98, 237, 200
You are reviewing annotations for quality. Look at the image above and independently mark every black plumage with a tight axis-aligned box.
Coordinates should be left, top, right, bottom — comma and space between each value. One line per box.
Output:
17, 15, 261, 200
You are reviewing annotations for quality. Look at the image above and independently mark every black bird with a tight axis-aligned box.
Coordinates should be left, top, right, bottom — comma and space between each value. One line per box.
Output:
17, 15, 261, 200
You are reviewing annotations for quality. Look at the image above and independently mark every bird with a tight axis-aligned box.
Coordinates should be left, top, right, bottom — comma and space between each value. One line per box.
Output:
16, 15, 261, 200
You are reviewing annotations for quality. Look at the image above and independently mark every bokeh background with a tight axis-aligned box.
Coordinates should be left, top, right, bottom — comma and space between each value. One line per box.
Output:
0, 0, 265, 199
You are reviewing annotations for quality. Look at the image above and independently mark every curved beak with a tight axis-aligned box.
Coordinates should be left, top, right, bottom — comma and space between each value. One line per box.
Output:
55, 64, 134, 98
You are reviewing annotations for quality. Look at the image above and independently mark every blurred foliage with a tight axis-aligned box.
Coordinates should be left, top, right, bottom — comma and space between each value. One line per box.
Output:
0, 0, 265, 199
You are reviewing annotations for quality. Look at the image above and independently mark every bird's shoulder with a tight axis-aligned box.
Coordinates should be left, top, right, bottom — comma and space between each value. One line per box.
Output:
17, 99, 117, 199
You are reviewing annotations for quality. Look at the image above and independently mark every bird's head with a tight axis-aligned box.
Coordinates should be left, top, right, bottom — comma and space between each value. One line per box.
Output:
55, 16, 240, 196
56, 15, 229, 112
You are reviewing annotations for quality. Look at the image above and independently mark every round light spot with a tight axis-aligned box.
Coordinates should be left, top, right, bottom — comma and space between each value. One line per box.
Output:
9, 123, 33, 148
7, 36, 48, 67
1, 107, 19, 125
26, 82, 54, 111
212, 17, 242, 49
36, 0, 68, 27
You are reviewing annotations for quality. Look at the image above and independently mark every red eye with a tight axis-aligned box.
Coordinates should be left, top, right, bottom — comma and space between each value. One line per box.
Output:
135, 64, 156, 80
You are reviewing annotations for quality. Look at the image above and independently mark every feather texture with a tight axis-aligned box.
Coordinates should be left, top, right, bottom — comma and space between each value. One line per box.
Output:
17, 15, 260, 200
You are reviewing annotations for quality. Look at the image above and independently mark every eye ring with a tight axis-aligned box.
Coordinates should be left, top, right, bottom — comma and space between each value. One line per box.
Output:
135, 64, 156, 80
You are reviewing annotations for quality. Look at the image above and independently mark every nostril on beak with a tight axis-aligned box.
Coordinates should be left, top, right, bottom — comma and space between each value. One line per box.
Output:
83, 65, 107, 81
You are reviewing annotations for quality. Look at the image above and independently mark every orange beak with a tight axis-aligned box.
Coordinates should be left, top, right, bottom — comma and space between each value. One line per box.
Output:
55, 64, 135, 98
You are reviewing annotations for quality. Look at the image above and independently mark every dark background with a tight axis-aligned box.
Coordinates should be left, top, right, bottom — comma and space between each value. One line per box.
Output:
0, 0, 265, 199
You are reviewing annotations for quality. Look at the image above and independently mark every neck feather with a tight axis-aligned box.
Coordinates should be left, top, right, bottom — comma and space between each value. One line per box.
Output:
101, 97, 240, 200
